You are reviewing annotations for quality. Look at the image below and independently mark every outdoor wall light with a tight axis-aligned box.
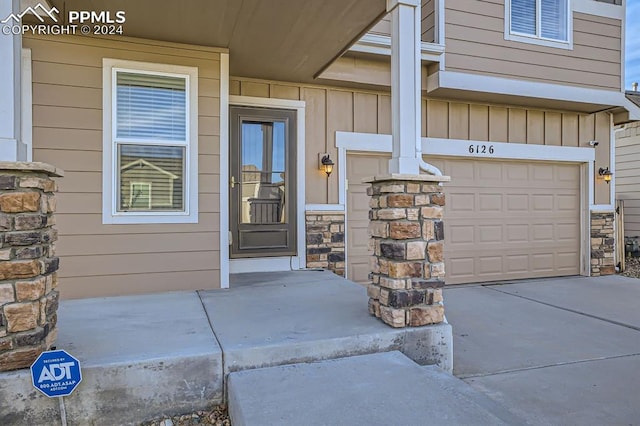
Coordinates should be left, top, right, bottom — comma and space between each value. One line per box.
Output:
319, 153, 334, 177
598, 167, 613, 184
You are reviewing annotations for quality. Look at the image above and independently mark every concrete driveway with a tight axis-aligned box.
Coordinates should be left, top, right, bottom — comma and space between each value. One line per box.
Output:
445, 275, 640, 426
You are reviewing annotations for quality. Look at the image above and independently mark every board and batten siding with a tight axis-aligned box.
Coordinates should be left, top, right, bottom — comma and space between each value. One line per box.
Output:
230, 77, 611, 205
23, 34, 223, 299
615, 122, 640, 237
445, 1, 622, 91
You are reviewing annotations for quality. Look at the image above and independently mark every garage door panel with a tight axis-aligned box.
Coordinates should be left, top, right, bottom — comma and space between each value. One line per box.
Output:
558, 194, 579, 210
557, 222, 580, 240
449, 193, 476, 212
532, 223, 554, 241
450, 224, 475, 243
479, 194, 503, 211
506, 164, 530, 181
505, 255, 529, 273
532, 194, 554, 211
506, 193, 529, 211
478, 225, 502, 243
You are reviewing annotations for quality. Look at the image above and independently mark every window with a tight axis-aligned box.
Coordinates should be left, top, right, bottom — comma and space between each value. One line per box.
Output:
103, 59, 198, 224
506, 0, 571, 49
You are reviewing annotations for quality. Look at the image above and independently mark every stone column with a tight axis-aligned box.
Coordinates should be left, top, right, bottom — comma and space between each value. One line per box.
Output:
0, 162, 63, 371
366, 174, 449, 328
591, 211, 615, 276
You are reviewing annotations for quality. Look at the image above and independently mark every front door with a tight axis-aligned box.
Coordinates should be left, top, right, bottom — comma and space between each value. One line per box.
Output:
229, 106, 297, 258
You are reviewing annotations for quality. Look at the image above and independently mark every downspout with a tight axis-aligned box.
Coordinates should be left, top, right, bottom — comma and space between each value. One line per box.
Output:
416, 139, 443, 176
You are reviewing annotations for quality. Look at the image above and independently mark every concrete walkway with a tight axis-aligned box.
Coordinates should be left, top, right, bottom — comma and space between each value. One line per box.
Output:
445, 275, 640, 426
0, 270, 453, 425
228, 351, 523, 426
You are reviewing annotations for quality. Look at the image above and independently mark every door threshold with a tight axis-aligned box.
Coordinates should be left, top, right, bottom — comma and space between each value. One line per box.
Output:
229, 256, 300, 274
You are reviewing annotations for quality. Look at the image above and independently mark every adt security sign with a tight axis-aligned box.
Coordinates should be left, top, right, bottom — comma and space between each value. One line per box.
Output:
30, 350, 82, 397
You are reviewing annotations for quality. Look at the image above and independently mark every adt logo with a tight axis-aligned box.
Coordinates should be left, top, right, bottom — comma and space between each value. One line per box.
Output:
31, 350, 82, 398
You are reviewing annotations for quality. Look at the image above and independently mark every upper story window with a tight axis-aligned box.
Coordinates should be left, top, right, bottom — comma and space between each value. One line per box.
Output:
506, 0, 572, 49
103, 59, 199, 224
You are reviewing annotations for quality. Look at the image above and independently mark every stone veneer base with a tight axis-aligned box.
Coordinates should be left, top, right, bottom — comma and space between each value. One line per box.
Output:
591, 211, 615, 276
306, 212, 345, 277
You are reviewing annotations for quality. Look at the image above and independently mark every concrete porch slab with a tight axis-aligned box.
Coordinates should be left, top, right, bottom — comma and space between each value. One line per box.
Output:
228, 351, 522, 426
200, 270, 453, 375
0, 292, 223, 426
1, 271, 453, 424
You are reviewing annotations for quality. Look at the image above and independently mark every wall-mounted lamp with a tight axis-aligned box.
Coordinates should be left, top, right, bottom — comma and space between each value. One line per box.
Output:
598, 167, 613, 184
319, 153, 334, 177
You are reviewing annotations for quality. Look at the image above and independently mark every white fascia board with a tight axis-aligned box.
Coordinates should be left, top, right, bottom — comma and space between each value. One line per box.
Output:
429, 71, 632, 109
622, 97, 640, 121
350, 34, 445, 62
421, 138, 595, 163
573, 0, 624, 19
335, 131, 595, 163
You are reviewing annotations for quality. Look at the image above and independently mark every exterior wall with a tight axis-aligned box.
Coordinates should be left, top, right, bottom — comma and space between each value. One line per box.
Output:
615, 122, 640, 237
368, 0, 436, 43
422, 0, 436, 43
445, 2, 622, 91
230, 77, 612, 206
369, 15, 391, 37
305, 212, 345, 276
23, 34, 223, 299
230, 78, 393, 205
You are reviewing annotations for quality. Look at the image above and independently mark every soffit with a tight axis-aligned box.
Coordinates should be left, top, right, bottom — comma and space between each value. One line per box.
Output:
48, 0, 386, 82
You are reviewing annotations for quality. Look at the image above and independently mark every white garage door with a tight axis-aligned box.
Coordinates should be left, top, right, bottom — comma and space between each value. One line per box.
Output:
346, 154, 582, 285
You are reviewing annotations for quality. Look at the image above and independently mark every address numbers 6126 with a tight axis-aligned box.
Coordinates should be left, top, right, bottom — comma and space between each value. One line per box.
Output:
468, 144, 494, 155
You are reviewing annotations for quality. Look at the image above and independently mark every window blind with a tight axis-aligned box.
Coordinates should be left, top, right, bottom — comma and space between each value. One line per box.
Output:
116, 72, 187, 141
511, 0, 536, 35
541, 0, 567, 40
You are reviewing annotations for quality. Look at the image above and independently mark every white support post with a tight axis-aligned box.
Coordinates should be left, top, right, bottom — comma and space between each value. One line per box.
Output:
0, 0, 24, 161
387, 0, 421, 175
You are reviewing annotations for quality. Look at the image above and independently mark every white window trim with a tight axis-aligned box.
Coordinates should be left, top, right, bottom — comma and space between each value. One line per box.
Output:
102, 58, 198, 224
505, 0, 573, 50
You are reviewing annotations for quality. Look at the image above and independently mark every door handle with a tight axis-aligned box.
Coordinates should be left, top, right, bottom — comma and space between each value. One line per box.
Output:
230, 176, 237, 188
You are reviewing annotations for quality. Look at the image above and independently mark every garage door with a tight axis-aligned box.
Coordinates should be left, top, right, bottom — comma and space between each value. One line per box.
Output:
346, 154, 581, 285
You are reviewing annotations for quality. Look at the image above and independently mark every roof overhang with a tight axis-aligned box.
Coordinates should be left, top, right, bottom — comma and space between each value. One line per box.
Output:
47, 0, 386, 82
427, 71, 640, 124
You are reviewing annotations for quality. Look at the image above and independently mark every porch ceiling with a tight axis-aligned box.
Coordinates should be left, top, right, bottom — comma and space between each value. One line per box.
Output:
49, 0, 386, 82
